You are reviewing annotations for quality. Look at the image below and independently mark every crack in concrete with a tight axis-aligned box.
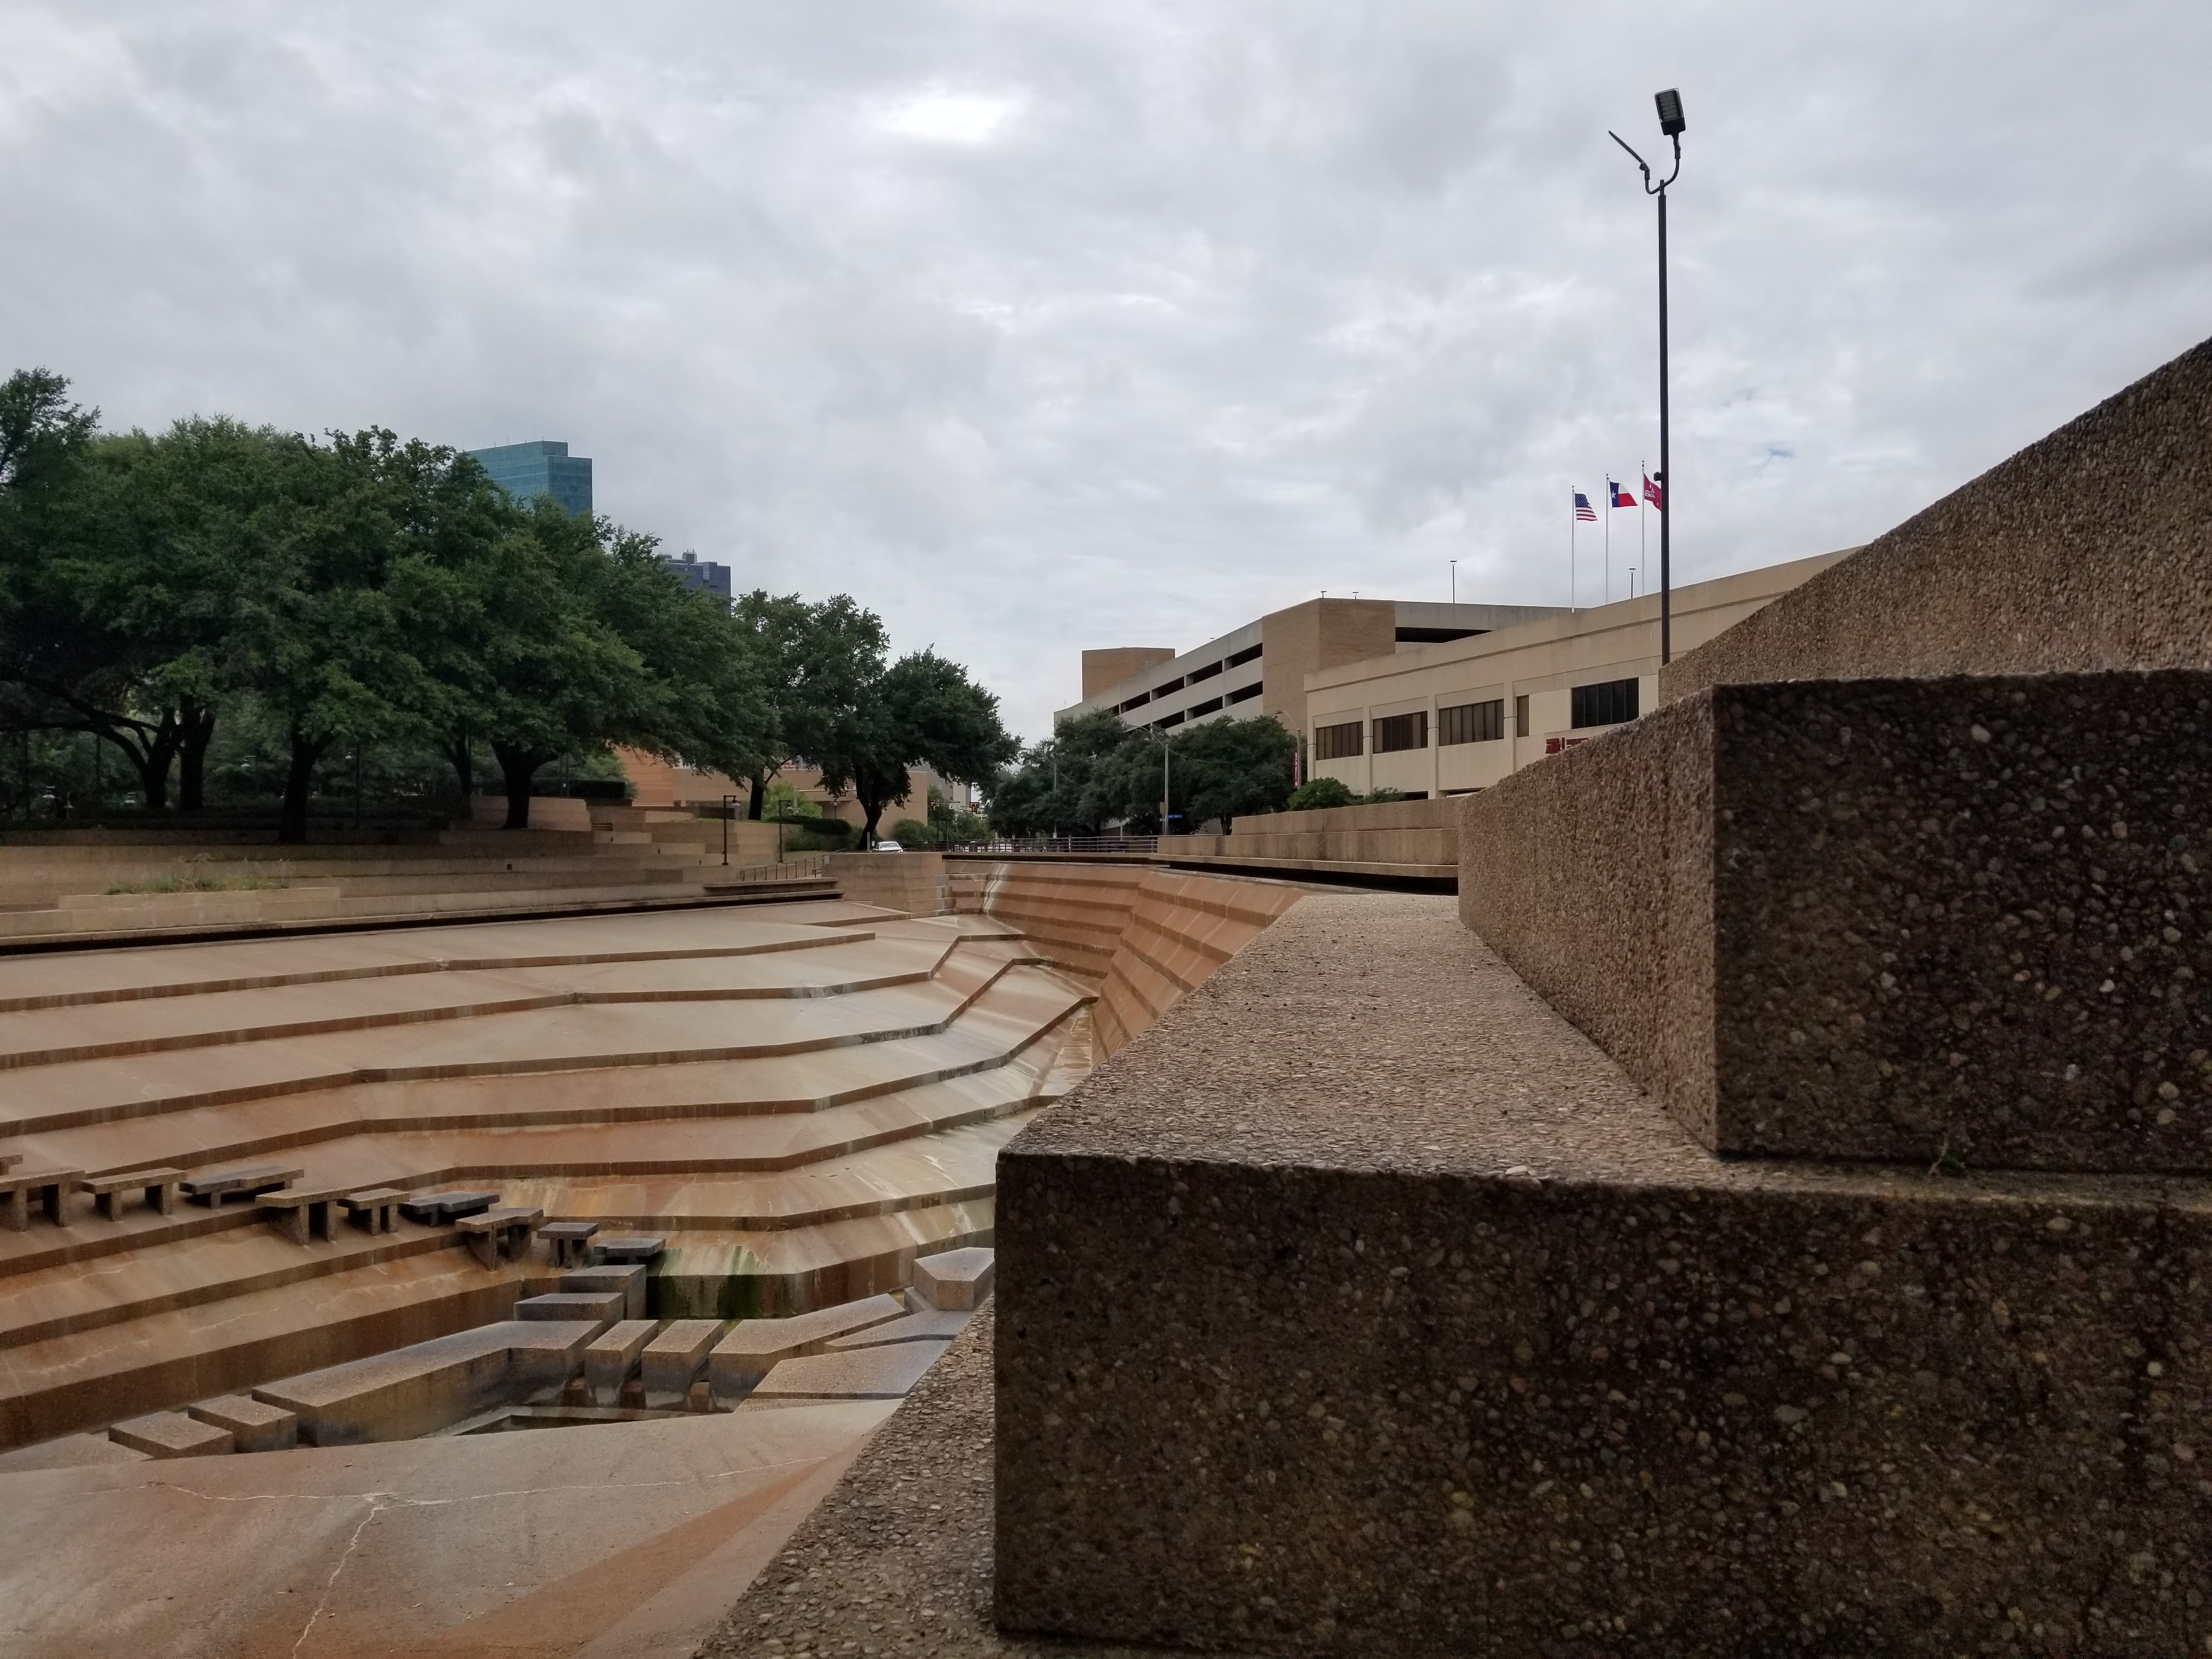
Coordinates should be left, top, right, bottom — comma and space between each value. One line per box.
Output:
291, 1491, 389, 1658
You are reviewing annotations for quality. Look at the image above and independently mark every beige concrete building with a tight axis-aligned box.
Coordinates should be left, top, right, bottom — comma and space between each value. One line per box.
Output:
1303, 552, 1848, 798
1060, 596, 1567, 743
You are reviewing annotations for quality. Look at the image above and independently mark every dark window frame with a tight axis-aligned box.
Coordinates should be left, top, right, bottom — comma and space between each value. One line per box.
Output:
1570, 678, 1641, 730
1438, 699, 1504, 746
1373, 711, 1429, 754
1314, 720, 1363, 760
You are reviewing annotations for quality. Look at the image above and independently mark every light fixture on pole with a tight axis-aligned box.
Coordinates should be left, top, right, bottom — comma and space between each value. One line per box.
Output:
1609, 88, 1685, 664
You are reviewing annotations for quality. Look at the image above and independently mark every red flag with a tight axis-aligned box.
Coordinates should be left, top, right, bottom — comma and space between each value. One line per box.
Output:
1643, 473, 1663, 511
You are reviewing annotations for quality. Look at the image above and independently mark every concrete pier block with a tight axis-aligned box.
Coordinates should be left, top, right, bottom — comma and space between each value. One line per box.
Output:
583, 1319, 657, 1406
110, 1412, 234, 1459
1459, 671, 2212, 1173
187, 1396, 297, 1453
640, 1319, 725, 1409
910, 1246, 994, 1311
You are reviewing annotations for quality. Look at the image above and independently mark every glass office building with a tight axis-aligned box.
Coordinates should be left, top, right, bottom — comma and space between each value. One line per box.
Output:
465, 440, 593, 516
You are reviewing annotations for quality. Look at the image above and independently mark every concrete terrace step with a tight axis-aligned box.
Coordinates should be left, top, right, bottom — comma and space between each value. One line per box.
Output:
0, 976, 1084, 1198
0, 952, 1076, 1140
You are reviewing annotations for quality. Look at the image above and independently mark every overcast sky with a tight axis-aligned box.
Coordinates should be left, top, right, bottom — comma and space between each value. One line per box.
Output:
2, 3, 2207, 742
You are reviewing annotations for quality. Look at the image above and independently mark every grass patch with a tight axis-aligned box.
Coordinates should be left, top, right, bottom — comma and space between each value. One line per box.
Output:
103, 873, 290, 896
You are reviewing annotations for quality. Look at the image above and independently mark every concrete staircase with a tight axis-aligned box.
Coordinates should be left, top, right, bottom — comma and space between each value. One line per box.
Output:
0, 900, 1087, 1447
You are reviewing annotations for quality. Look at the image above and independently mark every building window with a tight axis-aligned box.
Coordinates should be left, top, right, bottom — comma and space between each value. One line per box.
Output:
1438, 699, 1504, 746
1225, 680, 1261, 705
1225, 642, 1262, 668
1570, 678, 1640, 729
1187, 696, 1223, 718
1374, 712, 1428, 753
1514, 694, 1530, 738
1314, 720, 1363, 760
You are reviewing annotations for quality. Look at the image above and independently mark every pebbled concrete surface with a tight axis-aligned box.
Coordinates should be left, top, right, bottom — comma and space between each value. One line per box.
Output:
698, 1302, 1258, 1659
1459, 671, 2212, 1172
994, 894, 2212, 1657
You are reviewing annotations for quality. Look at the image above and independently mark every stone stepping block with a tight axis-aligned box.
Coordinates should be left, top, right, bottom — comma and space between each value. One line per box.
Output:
187, 1395, 297, 1453
824, 1308, 971, 1350
400, 1189, 501, 1224
538, 1219, 599, 1267
560, 1264, 648, 1321
594, 1234, 665, 1265
1, 1167, 83, 1231
514, 1291, 623, 1334
748, 1339, 952, 1402
583, 1319, 658, 1406
708, 1293, 905, 1404
180, 1164, 301, 1204
110, 1411, 234, 1458
911, 1246, 994, 1311
78, 1166, 184, 1220
254, 1320, 601, 1446
640, 1319, 727, 1409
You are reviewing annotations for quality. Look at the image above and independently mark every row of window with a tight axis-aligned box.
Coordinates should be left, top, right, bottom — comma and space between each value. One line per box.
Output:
1312, 679, 1640, 757
1119, 642, 1263, 714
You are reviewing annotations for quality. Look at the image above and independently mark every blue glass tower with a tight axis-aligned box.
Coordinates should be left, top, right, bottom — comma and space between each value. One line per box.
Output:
466, 440, 593, 516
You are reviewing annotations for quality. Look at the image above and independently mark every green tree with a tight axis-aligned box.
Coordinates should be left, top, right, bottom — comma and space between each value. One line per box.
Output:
814, 650, 1016, 844
1286, 775, 1356, 811
988, 708, 1131, 836
1169, 714, 1296, 831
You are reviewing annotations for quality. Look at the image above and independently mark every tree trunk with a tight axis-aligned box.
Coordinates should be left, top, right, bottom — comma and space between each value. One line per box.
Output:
446, 731, 475, 802
277, 725, 328, 844
176, 703, 216, 813
747, 772, 767, 820
100, 718, 177, 814
492, 744, 548, 830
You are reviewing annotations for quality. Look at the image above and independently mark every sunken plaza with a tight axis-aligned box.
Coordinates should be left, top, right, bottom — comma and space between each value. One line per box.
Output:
2, 337, 2211, 1657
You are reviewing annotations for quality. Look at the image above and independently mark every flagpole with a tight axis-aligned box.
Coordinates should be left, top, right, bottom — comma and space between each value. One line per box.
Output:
1604, 480, 1612, 606
1640, 457, 1647, 600
1568, 488, 1576, 613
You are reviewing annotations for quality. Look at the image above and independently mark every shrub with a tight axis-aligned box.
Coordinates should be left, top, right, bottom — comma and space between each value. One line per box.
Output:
1286, 776, 1356, 811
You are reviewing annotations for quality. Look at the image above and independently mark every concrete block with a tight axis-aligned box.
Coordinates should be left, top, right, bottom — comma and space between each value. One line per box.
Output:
1459, 672, 2212, 1173
640, 1319, 725, 1409
708, 1293, 904, 1404
255, 1321, 600, 1445
747, 1340, 951, 1402
823, 1308, 970, 1350
110, 1412, 234, 1459
513, 1291, 622, 1334
0, 1433, 150, 1471
560, 1263, 648, 1321
910, 1246, 994, 1311
583, 1319, 658, 1406
992, 893, 2212, 1657
187, 1395, 297, 1453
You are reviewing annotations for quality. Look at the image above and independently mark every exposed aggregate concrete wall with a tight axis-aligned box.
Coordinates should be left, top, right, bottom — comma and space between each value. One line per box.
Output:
1459, 672, 2212, 1173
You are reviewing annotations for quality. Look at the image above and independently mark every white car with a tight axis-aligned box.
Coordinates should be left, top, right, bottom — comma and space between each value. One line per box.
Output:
872, 840, 904, 852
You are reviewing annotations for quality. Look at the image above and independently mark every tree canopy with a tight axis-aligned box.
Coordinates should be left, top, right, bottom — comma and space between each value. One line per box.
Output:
0, 368, 998, 843
990, 711, 1296, 836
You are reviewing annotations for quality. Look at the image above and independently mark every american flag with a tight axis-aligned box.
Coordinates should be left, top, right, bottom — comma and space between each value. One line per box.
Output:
1573, 490, 1596, 522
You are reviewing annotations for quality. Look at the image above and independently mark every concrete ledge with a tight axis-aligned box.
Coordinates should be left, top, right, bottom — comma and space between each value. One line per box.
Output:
1459, 672, 2212, 1173
992, 896, 2212, 1657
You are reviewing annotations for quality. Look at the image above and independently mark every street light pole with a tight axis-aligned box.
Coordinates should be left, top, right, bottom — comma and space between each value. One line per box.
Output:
1610, 88, 1685, 664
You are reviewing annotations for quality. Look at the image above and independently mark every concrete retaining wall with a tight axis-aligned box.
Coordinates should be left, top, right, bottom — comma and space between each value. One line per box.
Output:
1458, 671, 2212, 1173
952, 862, 1301, 1056
825, 851, 948, 917
1160, 795, 1458, 870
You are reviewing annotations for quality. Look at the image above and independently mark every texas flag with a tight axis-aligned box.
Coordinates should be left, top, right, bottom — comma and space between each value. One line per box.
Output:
1643, 473, 1664, 511
1609, 480, 1637, 509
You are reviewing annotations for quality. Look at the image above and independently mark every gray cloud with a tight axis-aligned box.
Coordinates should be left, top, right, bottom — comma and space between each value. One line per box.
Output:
1, 1, 2205, 741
